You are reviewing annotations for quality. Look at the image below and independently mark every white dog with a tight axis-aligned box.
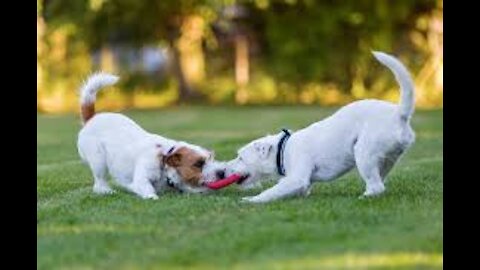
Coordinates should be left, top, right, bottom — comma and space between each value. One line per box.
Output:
77, 73, 224, 199
223, 51, 416, 203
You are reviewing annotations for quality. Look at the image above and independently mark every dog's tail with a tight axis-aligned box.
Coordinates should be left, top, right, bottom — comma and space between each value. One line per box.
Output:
79, 72, 119, 124
372, 51, 415, 122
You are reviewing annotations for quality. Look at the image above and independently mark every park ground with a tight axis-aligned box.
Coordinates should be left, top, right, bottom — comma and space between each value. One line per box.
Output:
37, 106, 443, 269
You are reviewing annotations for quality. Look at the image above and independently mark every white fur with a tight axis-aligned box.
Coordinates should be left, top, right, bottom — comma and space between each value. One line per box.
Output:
79, 72, 119, 105
77, 73, 221, 199
225, 51, 416, 203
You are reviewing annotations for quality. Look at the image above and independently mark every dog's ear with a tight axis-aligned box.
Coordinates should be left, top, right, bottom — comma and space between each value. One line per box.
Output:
163, 147, 183, 167
165, 152, 182, 167
253, 142, 273, 159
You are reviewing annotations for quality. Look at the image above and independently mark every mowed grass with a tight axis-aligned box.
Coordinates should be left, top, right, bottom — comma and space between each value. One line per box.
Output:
37, 106, 443, 270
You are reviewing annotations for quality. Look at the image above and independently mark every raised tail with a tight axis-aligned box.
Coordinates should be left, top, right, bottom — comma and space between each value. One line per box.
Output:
372, 51, 415, 122
79, 72, 119, 124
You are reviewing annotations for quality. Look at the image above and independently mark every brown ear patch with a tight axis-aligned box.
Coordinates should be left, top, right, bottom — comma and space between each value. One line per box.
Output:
164, 146, 206, 186
165, 152, 182, 167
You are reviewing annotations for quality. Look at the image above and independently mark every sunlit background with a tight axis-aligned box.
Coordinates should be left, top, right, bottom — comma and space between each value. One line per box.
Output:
37, 0, 442, 113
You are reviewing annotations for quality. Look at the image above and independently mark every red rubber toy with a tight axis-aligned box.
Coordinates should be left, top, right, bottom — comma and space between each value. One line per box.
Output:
206, 174, 242, 190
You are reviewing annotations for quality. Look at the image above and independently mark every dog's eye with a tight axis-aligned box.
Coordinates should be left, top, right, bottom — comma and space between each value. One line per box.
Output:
194, 160, 205, 169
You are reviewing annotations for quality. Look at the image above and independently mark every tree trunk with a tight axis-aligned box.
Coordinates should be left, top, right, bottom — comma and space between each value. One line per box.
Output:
100, 46, 116, 73
235, 34, 249, 104
168, 37, 194, 103
37, 15, 45, 111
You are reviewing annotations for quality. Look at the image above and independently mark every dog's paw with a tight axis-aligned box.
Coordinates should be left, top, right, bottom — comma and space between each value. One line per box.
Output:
241, 196, 266, 203
358, 191, 385, 200
143, 194, 159, 200
93, 185, 116, 195
358, 194, 369, 200
241, 196, 256, 203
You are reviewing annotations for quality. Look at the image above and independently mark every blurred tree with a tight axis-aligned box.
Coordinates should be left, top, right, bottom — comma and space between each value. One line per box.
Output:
212, 4, 256, 104
41, 0, 229, 103
37, 0, 442, 110
410, 0, 442, 107
207, 0, 439, 104
244, 0, 438, 98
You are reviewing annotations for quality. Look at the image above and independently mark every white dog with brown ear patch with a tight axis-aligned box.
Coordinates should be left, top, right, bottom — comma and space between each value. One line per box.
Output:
76, 73, 224, 199
223, 51, 416, 203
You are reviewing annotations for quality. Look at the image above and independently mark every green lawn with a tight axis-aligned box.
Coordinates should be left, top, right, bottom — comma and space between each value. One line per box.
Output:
37, 106, 443, 270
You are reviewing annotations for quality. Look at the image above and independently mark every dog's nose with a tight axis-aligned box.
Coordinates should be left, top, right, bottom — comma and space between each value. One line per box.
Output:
215, 170, 225, 179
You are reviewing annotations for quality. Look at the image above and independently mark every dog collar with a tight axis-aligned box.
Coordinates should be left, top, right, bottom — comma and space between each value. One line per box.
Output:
276, 128, 291, 176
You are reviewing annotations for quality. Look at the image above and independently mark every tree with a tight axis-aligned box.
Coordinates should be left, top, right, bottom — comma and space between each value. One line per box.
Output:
42, 0, 227, 103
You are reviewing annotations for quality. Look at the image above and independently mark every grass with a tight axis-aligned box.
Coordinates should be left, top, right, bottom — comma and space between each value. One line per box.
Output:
37, 106, 443, 270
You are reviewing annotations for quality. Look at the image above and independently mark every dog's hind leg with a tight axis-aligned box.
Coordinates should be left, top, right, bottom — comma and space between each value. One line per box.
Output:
354, 140, 386, 198
379, 152, 402, 182
79, 138, 115, 195
90, 161, 115, 195
380, 138, 412, 182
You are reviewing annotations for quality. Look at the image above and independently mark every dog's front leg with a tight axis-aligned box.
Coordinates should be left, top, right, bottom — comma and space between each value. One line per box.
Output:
128, 157, 159, 200
242, 164, 312, 203
242, 176, 310, 203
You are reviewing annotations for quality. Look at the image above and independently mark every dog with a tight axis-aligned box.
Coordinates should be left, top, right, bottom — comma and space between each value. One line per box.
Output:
76, 73, 225, 199
222, 51, 416, 203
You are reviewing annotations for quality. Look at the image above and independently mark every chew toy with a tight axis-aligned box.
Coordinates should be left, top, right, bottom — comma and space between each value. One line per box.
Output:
206, 174, 242, 190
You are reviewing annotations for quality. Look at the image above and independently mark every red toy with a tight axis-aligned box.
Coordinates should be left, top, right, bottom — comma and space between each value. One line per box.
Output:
206, 174, 242, 190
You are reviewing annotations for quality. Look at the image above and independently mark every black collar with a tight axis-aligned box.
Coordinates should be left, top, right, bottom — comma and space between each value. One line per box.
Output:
276, 129, 291, 176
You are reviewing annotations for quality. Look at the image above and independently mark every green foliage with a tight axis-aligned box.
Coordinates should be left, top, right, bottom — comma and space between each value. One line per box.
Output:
247, 0, 437, 89
42, 0, 228, 48
38, 0, 442, 108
